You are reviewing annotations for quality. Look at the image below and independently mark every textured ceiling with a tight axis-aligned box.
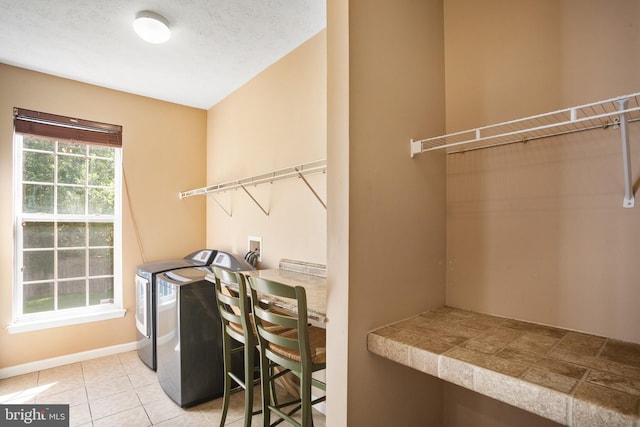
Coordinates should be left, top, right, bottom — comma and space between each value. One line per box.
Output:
0, 0, 326, 109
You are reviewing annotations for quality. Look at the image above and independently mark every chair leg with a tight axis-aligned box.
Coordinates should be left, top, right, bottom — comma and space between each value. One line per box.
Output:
220, 334, 232, 427
269, 366, 279, 407
260, 354, 278, 427
301, 368, 312, 427
243, 345, 254, 426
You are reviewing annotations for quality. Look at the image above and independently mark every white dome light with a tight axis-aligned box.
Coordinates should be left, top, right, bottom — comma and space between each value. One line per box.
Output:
133, 11, 171, 44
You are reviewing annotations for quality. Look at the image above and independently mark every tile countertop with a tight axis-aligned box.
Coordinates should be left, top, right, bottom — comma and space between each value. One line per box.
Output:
205, 259, 327, 324
244, 268, 327, 324
368, 306, 640, 426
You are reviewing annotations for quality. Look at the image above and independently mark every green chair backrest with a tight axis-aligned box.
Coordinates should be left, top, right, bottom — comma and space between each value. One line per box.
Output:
247, 276, 313, 370
212, 266, 253, 343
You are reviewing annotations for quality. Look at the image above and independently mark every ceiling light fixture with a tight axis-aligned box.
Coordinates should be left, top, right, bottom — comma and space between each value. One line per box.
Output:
133, 11, 171, 44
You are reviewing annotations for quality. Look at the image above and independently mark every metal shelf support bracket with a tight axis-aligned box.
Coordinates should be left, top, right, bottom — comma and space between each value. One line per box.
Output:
239, 182, 270, 216
617, 98, 635, 208
295, 166, 327, 209
206, 192, 232, 217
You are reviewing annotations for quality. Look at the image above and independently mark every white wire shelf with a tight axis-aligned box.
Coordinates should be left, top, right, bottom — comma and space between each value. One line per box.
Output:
179, 159, 327, 216
411, 93, 640, 155
410, 92, 640, 208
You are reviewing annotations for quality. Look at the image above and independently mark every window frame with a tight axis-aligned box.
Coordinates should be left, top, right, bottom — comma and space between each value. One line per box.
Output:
9, 122, 125, 334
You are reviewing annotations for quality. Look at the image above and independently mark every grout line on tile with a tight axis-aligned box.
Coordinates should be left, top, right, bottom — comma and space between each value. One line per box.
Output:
471, 365, 477, 391
140, 401, 153, 426
595, 338, 608, 357
568, 357, 590, 399
567, 394, 574, 427
546, 330, 570, 356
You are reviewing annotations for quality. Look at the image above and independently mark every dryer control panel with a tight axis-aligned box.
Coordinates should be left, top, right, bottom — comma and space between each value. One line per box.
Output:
211, 251, 255, 271
184, 249, 217, 264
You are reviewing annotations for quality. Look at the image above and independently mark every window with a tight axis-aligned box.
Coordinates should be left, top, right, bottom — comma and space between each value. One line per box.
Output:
9, 108, 125, 333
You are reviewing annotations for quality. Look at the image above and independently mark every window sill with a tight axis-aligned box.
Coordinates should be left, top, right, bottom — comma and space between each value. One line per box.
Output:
7, 307, 127, 334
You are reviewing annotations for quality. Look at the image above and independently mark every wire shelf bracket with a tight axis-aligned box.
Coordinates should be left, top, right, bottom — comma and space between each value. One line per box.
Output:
617, 98, 635, 208
179, 159, 327, 216
207, 192, 233, 217
410, 93, 640, 208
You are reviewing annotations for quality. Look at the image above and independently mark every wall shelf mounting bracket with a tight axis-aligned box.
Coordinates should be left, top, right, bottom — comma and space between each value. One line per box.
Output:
239, 182, 270, 216
617, 98, 635, 208
295, 166, 327, 209
206, 192, 232, 217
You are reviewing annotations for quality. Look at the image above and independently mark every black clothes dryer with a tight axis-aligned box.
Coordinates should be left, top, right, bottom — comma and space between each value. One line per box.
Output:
155, 252, 255, 407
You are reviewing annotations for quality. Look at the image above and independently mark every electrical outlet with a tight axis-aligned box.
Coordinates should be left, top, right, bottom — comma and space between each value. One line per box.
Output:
248, 236, 262, 262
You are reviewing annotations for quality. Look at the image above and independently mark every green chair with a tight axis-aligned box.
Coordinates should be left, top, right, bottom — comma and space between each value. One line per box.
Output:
247, 276, 326, 427
212, 267, 260, 427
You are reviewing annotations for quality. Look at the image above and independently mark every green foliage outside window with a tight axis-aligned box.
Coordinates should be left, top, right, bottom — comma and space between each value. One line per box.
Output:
19, 136, 117, 315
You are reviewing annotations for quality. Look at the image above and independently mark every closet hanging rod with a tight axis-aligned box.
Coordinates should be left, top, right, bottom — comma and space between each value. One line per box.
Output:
179, 159, 327, 200
410, 92, 640, 157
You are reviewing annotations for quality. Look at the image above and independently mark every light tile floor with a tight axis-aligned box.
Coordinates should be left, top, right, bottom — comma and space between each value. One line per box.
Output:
0, 351, 326, 427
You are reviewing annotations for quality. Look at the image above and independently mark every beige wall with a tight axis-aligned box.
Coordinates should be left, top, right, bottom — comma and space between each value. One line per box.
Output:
444, 0, 640, 343
205, 31, 327, 268
331, 0, 448, 425
443, 2, 640, 424
444, 0, 640, 130
325, 0, 350, 424
333, 0, 640, 425
0, 65, 207, 368
443, 383, 562, 427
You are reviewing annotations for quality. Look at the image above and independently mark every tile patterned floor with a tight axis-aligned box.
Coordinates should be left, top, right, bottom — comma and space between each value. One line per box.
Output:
0, 351, 326, 427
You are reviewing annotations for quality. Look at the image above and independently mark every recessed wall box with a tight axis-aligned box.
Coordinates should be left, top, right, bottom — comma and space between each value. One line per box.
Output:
248, 236, 262, 262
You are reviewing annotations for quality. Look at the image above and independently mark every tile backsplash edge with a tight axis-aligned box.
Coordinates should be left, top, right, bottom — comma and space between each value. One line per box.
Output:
279, 258, 327, 277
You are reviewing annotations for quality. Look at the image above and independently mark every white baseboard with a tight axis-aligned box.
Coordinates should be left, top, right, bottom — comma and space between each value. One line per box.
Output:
0, 341, 137, 379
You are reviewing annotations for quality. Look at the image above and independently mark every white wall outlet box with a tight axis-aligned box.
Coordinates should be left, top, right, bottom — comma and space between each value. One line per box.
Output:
248, 236, 262, 262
